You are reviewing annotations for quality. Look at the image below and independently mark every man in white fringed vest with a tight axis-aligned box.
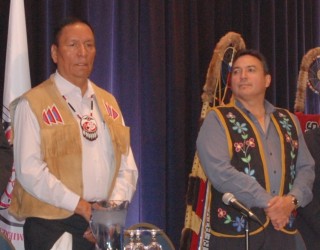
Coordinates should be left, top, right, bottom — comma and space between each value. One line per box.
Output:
9, 17, 138, 250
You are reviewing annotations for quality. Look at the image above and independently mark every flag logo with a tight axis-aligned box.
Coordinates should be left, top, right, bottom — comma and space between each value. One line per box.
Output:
104, 102, 119, 120
42, 105, 64, 125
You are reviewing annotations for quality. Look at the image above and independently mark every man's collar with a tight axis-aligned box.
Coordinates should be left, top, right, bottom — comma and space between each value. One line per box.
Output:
53, 71, 94, 98
234, 99, 276, 115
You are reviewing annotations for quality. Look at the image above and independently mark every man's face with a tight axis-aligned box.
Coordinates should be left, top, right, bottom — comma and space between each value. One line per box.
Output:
230, 55, 271, 101
51, 22, 96, 85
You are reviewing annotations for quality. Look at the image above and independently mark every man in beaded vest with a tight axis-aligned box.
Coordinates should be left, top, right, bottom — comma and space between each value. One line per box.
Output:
196, 49, 315, 249
9, 17, 138, 250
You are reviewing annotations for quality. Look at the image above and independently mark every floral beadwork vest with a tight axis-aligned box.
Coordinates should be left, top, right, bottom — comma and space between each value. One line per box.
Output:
209, 105, 299, 237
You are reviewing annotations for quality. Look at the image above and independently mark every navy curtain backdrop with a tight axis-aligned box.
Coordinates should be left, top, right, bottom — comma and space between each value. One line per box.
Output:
1, 0, 320, 248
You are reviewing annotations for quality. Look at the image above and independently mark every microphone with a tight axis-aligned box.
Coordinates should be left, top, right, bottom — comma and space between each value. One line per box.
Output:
222, 192, 261, 224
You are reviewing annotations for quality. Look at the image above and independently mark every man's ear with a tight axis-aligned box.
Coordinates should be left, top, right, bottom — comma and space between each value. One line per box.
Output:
51, 44, 58, 63
265, 74, 271, 88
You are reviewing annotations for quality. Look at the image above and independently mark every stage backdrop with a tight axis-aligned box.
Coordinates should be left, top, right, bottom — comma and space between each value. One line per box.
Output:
0, 0, 320, 248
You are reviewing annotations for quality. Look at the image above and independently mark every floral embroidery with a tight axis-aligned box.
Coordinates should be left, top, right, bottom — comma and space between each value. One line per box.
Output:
233, 217, 246, 232
246, 138, 255, 147
217, 208, 245, 232
218, 208, 227, 218
226, 112, 236, 119
278, 112, 298, 191
226, 112, 256, 180
232, 122, 248, 134
234, 142, 244, 152
278, 111, 299, 229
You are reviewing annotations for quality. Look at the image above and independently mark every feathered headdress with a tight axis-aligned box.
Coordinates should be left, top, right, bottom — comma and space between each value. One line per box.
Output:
294, 47, 320, 112
294, 47, 320, 132
200, 32, 246, 119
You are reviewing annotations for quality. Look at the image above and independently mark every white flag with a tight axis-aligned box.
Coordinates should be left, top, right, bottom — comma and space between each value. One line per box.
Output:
1, 0, 31, 249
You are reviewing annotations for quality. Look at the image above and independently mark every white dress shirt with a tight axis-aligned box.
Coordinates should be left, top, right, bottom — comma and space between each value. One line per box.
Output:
13, 72, 138, 212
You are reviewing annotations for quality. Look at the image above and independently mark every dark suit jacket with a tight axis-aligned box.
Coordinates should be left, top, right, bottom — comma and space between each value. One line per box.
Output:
0, 124, 13, 196
296, 128, 320, 250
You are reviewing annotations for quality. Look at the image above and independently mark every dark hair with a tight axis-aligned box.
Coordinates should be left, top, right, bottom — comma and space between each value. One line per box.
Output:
52, 17, 95, 46
233, 49, 270, 74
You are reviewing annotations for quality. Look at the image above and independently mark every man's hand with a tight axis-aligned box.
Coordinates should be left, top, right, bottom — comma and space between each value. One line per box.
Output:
83, 227, 96, 244
74, 198, 97, 244
74, 198, 92, 222
264, 195, 296, 230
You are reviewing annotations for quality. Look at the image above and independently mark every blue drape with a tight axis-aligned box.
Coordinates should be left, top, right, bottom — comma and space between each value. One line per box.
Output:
1, 0, 320, 248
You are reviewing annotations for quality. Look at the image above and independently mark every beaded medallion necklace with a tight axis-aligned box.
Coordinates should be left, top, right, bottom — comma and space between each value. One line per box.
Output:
63, 94, 98, 141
